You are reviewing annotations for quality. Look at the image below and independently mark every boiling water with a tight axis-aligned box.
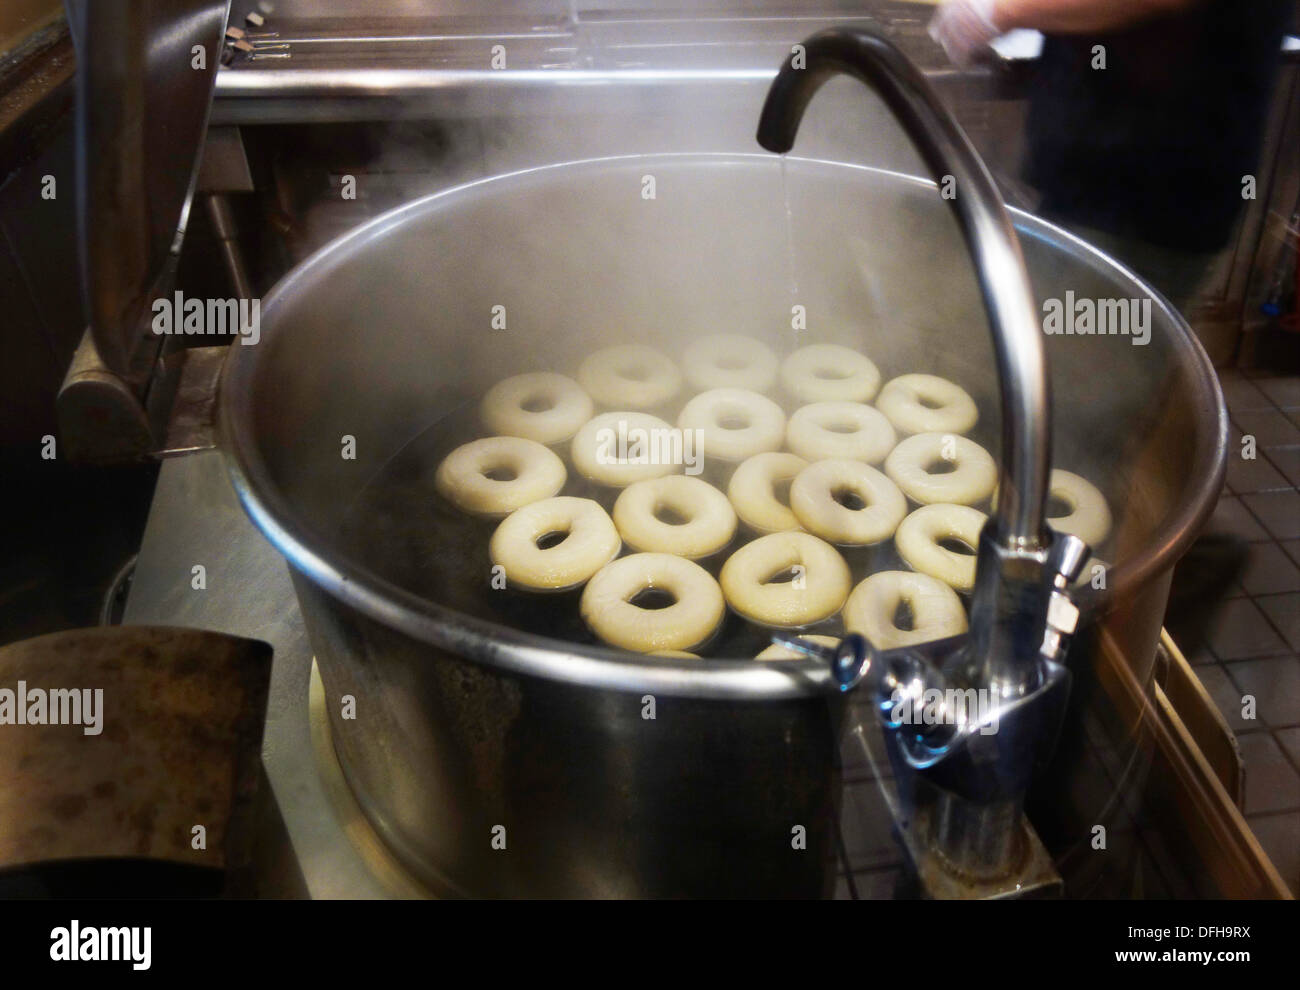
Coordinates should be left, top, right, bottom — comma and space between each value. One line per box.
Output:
780, 155, 801, 310
339, 393, 944, 660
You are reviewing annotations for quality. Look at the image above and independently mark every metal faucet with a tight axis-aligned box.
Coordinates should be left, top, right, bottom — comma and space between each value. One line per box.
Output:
758, 27, 1089, 888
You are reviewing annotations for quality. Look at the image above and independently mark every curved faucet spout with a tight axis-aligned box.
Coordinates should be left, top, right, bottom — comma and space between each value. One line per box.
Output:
757, 27, 1050, 551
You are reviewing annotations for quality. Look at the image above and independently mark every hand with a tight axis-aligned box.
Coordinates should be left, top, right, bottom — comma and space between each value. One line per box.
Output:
928, 0, 1004, 68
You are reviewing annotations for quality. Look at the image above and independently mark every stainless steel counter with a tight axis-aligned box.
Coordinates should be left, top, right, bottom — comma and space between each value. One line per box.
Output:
210, 4, 983, 126
122, 451, 406, 897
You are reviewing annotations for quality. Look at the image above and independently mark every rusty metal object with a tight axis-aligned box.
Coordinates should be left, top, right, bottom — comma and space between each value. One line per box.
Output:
0, 625, 272, 894
55, 329, 154, 464
56, 335, 228, 462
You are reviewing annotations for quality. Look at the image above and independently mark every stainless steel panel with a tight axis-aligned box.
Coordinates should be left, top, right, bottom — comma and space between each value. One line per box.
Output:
68, 0, 230, 380
122, 450, 393, 898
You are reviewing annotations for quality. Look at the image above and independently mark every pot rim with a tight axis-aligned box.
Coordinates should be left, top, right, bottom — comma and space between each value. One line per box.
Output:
218, 152, 1227, 700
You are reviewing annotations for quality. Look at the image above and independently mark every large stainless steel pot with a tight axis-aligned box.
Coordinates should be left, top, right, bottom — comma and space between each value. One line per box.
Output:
218, 150, 1225, 897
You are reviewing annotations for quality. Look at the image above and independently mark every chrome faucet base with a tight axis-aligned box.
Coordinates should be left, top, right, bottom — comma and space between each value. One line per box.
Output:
900, 791, 1063, 900
849, 717, 1063, 899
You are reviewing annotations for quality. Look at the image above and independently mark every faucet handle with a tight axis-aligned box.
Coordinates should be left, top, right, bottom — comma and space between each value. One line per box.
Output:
770, 628, 968, 699
1046, 531, 1090, 587
770, 631, 873, 690
1040, 531, 1090, 660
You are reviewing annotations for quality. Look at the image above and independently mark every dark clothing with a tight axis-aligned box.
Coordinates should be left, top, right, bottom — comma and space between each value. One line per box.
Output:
1026, 1, 1293, 252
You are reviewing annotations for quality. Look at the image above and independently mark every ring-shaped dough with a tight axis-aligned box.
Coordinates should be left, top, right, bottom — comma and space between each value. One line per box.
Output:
613, 475, 737, 559
755, 634, 839, 661
489, 496, 621, 590
786, 401, 897, 464
435, 436, 566, 517
719, 532, 851, 628
843, 571, 969, 651
571, 411, 684, 487
727, 452, 808, 534
581, 553, 725, 652
481, 372, 594, 445
895, 503, 988, 593
789, 459, 908, 546
677, 387, 786, 463
577, 344, 682, 409
683, 334, 779, 392
876, 374, 979, 435
884, 432, 997, 506
780, 344, 882, 403
1046, 469, 1112, 547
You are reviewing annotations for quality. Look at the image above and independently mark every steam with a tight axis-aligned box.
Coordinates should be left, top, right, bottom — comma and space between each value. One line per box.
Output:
241, 12, 1181, 636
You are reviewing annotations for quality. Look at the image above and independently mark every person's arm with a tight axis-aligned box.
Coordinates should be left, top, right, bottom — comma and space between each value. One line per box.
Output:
929, 0, 1202, 67
996, 0, 1201, 33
